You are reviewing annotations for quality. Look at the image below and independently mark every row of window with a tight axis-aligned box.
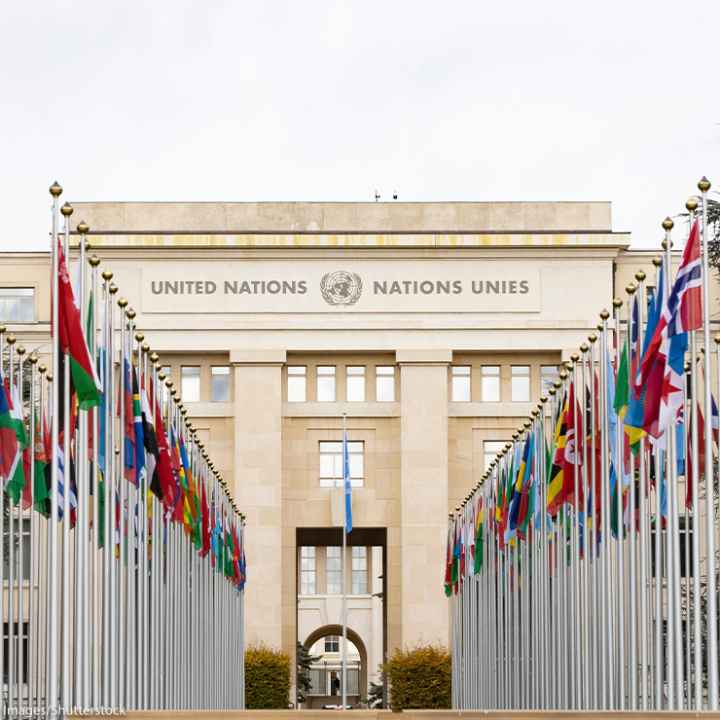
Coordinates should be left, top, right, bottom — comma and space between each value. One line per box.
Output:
165, 365, 231, 403
288, 365, 395, 403
450, 364, 559, 403
300, 546, 368, 595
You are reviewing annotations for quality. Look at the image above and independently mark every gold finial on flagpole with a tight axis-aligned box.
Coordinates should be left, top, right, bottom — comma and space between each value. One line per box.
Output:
686, 197, 699, 212
7, 334, 16, 345
662, 217, 674, 231
135, 332, 144, 343
118, 297, 128, 309
698, 176, 711, 193
612, 297, 623, 309
600, 310, 610, 320
17, 345, 25, 356
635, 270, 646, 282
60, 202, 73, 218
77, 221, 89, 234
49, 181, 63, 197
89, 255, 100, 268
588, 333, 597, 343
150, 352, 159, 363
580, 343, 589, 353
141, 342, 149, 353
126, 308, 136, 320
626, 283, 636, 295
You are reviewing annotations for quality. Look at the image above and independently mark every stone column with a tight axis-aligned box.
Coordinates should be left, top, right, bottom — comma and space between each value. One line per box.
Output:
397, 350, 451, 648
231, 349, 286, 648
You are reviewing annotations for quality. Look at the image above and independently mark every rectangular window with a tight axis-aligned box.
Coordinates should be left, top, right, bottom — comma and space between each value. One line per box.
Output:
317, 366, 336, 402
483, 441, 506, 472
351, 546, 368, 594
2, 622, 29, 684
451, 365, 471, 402
0, 288, 34, 323
511, 365, 530, 402
211, 366, 230, 402
326, 547, 342, 594
325, 635, 340, 653
375, 366, 395, 402
319, 441, 364, 488
481, 365, 500, 402
287, 366, 306, 403
346, 366, 365, 402
541, 365, 558, 395
300, 546, 316, 595
2, 518, 31, 581
181, 366, 200, 402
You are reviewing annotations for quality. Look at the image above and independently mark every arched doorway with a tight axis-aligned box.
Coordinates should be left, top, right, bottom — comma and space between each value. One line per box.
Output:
303, 625, 368, 708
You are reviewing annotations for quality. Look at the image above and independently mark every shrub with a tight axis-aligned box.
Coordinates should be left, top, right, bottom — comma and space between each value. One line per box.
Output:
382, 644, 451, 711
245, 644, 291, 709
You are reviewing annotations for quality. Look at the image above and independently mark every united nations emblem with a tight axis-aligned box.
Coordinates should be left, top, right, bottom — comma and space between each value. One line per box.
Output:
320, 270, 363, 306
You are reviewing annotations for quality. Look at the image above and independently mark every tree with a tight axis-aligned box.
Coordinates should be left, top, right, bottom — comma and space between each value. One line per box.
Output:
701, 196, 720, 274
296, 641, 321, 705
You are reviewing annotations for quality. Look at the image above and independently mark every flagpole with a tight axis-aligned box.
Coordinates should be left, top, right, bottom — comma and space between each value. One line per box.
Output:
28, 352, 39, 710
47, 181, 62, 717
341, 411, 348, 711
7, 335, 17, 711
17, 344, 27, 711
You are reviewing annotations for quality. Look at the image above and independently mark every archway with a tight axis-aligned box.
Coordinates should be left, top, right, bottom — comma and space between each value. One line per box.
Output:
303, 625, 368, 707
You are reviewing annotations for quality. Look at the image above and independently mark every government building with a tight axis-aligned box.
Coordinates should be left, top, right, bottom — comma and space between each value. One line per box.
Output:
3, 200, 711, 705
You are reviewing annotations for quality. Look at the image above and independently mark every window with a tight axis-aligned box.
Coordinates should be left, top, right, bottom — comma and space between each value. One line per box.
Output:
451, 365, 471, 402
481, 366, 500, 402
0, 288, 34, 323
2, 518, 31, 580
181, 366, 200, 402
326, 547, 342, 594
346, 366, 365, 402
2, 622, 29, 684
352, 546, 368, 594
287, 366, 306, 403
483, 441, 506, 472
211, 366, 230, 402
300, 546, 316, 595
319, 440, 364, 488
317, 366, 336, 402
541, 365, 558, 395
375, 366, 395, 402
511, 365, 530, 402
325, 635, 340, 653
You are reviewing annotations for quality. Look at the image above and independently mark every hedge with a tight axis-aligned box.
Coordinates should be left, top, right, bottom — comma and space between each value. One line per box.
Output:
383, 644, 451, 711
244, 644, 291, 709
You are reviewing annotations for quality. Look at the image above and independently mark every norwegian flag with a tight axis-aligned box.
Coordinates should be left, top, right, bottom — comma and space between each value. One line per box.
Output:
636, 221, 702, 436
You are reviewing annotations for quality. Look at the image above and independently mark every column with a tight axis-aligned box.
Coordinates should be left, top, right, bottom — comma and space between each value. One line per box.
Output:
398, 349, 451, 648
231, 349, 286, 648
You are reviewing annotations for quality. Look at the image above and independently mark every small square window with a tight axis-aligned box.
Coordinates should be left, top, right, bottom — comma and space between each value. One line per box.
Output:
481, 366, 500, 402
346, 366, 365, 402
511, 366, 530, 402
288, 366, 306, 403
211, 366, 230, 402
375, 366, 395, 402
300, 546, 316, 595
317, 366, 336, 402
326, 547, 342, 594
319, 440, 364, 488
451, 365, 471, 402
181, 366, 200, 402
352, 546, 368, 594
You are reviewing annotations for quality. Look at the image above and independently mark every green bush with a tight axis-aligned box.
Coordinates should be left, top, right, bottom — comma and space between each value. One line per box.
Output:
383, 644, 451, 711
244, 644, 291, 709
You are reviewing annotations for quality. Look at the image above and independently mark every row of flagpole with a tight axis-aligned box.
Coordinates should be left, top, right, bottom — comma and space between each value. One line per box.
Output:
1, 181, 247, 714
447, 177, 720, 710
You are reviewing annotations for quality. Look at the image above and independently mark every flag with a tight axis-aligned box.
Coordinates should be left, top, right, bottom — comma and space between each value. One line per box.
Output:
473, 496, 484, 574
141, 386, 159, 497
199, 480, 211, 558
547, 390, 569, 516
637, 223, 702, 435
132, 366, 145, 486
1, 373, 26, 505
343, 429, 352, 534
57, 238, 101, 409
33, 408, 51, 517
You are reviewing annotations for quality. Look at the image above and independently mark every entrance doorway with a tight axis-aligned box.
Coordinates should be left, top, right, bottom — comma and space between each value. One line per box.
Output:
296, 527, 387, 708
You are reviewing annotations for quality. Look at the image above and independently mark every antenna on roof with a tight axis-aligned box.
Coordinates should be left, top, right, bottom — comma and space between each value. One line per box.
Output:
374, 190, 380, 202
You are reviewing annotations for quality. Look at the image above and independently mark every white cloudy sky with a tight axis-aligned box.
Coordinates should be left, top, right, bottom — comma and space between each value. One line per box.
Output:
2, 0, 719, 251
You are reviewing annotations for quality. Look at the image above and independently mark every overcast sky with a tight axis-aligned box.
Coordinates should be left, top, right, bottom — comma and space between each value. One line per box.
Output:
3, 1, 719, 251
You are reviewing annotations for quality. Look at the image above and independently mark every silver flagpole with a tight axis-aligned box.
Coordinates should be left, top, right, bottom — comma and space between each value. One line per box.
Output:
341, 412, 348, 711
7, 335, 16, 712
17, 345, 27, 711
28, 353, 39, 710
698, 176, 718, 709
75, 219, 89, 707
47, 181, 62, 717
61, 203, 72, 712
587, 333, 599, 710
89, 253, 101, 710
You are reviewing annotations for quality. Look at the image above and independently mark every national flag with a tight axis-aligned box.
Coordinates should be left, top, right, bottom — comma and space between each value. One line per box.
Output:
132, 366, 145, 486
473, 496, 484, 574
1, 373, 26, 505
56, 238, 101, 409
199, 480, 211, 558
343, 428, 352, 534
33, 408, 51, 517
141, 386, 159, 497
546, 389, 569, 516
